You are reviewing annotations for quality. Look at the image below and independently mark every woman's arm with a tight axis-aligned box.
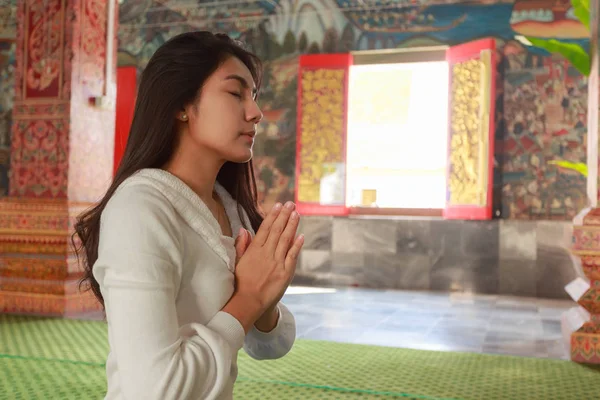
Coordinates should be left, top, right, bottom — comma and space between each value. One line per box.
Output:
95, 185, 245, 400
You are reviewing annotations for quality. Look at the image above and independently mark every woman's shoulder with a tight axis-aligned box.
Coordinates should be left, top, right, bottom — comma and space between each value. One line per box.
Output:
97, 174, 184, 269
102, 173, 180, 232
110, 179, 171, 212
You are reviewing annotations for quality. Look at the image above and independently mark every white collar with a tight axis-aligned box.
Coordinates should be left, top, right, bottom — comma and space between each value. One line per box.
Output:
118, 168, 253, 270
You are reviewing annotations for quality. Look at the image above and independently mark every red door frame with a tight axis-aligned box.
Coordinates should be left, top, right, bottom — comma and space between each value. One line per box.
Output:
114, 66, 137, 177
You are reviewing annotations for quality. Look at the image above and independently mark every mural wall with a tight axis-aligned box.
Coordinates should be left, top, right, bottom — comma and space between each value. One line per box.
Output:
502, 0, 589, 219
0, 0, 16, 197
114, 0, 589, 220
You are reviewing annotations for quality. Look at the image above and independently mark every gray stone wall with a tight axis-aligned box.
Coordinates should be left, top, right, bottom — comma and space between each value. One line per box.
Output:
295, 217, 578, 300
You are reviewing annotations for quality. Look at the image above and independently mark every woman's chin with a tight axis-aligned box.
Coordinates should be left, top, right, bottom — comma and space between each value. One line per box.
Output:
227, 148, 253, 164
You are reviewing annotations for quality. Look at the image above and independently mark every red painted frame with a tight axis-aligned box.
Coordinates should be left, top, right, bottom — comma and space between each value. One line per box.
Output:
443, 38, 497, 220
114, 66, 137, 177
295, 54, 353, 216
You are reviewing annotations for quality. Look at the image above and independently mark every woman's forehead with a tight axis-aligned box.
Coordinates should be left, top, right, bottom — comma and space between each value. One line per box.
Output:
214, 58, 255, 85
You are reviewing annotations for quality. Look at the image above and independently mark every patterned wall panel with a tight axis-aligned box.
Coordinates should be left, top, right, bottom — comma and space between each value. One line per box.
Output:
0, 0, 114, 317
9, 0, 70, 198
0, 1, 17, 196
7, 0, 115, 202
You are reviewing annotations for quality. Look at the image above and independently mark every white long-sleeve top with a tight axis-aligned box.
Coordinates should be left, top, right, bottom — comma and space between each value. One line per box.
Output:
93, 168, 296, 400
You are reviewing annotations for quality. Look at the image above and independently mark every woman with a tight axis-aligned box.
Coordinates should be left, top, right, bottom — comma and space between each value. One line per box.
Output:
74, 31, 304, 399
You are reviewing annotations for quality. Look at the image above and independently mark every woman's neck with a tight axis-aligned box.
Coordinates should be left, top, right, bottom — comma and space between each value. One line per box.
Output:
163, 153, 224, 206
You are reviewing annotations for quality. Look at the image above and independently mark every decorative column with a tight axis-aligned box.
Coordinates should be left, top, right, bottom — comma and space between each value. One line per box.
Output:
0, 0, 117, 317
565, 0, 600, 364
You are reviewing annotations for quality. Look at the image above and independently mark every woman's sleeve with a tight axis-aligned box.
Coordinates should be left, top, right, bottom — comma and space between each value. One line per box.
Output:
94, 185, 245, 400
243, 303, 296, 360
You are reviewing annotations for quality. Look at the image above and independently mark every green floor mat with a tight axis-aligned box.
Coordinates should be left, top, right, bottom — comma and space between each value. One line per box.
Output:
1, 315, 599, 399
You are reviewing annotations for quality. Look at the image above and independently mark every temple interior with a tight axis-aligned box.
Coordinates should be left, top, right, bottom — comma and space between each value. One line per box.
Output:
1, 0, 600, 399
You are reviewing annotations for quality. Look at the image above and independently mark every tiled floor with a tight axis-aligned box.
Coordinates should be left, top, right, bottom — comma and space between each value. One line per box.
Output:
282, 287, 572, 360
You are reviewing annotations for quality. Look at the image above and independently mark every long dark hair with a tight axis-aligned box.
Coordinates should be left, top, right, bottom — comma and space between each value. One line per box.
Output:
73, 31, 264, 308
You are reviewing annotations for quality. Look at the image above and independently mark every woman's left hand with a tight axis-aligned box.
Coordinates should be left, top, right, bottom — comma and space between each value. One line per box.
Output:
234, 228, 290, 331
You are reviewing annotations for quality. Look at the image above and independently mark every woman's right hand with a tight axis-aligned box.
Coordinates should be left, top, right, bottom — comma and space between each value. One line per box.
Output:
222, 201, 304, 332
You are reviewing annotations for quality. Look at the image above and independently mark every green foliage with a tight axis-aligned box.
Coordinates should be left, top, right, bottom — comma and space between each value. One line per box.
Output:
527, 38, 591, 76
548, 160, 588, 176
572, 0, 590, 30
524, 0, 591, 76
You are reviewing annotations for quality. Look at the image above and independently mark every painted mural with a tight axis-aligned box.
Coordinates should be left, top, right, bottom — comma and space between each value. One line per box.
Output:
510, 0, 589, 39
115, 0, 589, 219
0, 0, 16, 197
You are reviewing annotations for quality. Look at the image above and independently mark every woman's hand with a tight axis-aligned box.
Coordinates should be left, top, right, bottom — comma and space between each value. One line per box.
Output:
222, 202, 304, 332
234, 224, 291, 332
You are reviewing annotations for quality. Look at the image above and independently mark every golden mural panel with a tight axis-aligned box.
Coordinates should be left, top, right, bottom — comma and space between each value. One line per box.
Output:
298, 68, 346, 203
448, 50, 491, 207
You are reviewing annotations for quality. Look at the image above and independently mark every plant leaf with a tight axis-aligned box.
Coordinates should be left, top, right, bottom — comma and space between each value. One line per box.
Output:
526, 37, 591, 76
548, 160, 588, 177
571, 0, 590, 30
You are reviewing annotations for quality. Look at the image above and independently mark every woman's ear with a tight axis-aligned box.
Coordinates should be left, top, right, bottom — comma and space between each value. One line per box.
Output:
177, 111, 188, 122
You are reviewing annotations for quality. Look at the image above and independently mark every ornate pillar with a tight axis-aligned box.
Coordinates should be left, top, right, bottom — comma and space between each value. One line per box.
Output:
570, 211, 600, 363
0, 0, 117, 317
565, 0, 600, 364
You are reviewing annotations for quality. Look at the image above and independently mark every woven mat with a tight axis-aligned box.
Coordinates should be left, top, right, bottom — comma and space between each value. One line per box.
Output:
1, 315, 599, 399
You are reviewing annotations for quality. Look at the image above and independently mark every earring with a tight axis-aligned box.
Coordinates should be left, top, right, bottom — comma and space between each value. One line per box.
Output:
181, 113, 188, 121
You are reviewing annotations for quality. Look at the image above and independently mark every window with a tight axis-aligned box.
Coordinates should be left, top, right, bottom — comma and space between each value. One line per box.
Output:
295, 39, 496, 219
346, 61, 449, 209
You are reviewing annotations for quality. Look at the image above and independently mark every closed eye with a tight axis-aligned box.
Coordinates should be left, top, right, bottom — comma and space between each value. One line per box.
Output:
230, 92, 242, 99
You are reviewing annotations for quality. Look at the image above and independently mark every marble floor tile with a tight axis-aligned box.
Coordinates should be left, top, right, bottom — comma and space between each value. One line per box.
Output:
546, 341, 569, 360
487, 318, 544, 337
541, 319, 562, 336
409, 341, 484, 354
491, 304, 541, 319
283, 286, 572, 360
482, 343, 548, 358
346, 302, 405, 316
424, 332, 486, 351
354, 330, 428, 348
434, 316, 491, 333
538, 305, 571, 320
302, 326, 367, 343
496, 298, 539, 309
483, 332, 551, 346
447, 303, 496, 318
378, 319, 438, 335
